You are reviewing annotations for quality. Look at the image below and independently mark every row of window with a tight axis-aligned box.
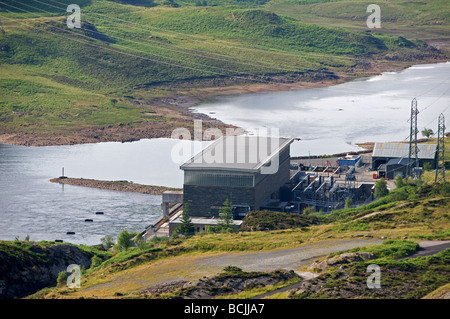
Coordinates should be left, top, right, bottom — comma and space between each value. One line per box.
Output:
184, 172, 254, 187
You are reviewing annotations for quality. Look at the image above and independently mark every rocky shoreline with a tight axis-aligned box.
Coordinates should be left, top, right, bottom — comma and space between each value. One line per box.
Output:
49, 177, 181, 195
0, 77, 340, 147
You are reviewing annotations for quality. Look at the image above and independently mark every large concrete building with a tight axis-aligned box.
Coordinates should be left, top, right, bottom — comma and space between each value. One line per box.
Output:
180, 135, 294, 218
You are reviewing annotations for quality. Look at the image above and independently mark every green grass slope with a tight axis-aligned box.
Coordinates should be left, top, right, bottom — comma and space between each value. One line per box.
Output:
0, 0, 446, 143
12, 181, 446, 299
291, 243, 450, 299
264, 0, 450, 40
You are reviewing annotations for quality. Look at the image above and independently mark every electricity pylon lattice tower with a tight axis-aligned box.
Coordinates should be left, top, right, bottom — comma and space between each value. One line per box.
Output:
435, 113, 446, 182
408, 98, 420, 179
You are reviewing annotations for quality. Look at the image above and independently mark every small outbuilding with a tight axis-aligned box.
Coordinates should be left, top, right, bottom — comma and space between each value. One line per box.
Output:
371, 142, 437, 171
338, 154, 361, 167
377, 158, 412, 179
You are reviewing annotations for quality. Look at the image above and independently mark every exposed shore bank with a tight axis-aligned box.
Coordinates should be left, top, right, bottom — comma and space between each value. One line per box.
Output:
49, 177, 181, 195
1, 56, 448, 147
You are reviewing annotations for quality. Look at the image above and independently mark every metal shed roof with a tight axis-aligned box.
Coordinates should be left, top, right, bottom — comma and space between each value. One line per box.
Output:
180, 135, 293, 173
372, 142, 437, 160
386, 158, 412, 166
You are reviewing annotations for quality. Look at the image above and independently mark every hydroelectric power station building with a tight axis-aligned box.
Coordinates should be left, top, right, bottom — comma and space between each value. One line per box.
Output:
180, 136, 294, 219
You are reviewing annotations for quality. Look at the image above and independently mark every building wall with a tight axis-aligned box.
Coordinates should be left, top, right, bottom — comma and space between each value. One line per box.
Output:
372, 157, 387, 170
183, 184, 255, 218
254, 156, 291, 209
419, 159, 436, 170
182, 144, 292, 217
183, 157, 290, 218
372, 157, 437, 170
386, 164, 408, 179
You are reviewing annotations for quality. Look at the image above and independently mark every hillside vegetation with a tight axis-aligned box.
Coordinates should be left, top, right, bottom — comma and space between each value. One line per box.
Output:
0, 181, 442, 299
265, 0, 450, 40
0, 240, 107, 298
291, 243, 450, 299
0, 0, 447, 144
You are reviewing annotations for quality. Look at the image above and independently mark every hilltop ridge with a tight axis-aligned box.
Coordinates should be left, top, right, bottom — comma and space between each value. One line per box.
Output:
1, 0, 448, 146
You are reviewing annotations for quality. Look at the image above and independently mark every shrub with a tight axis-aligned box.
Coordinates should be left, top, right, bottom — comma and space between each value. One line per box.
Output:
218, 198, 234, 232
91, 255, 103, 268
374, 178, 389, 198
100, 235, 115, 250
302, 206, 316, 215
394, 174, 405, 188
345, 197, 353, 209
240, 211, 319, 231
117, 229, 132, 252
346, 240, 419, 259
56, 271, 68, 287
173, 204, 195, 237
223, 265, 243, 273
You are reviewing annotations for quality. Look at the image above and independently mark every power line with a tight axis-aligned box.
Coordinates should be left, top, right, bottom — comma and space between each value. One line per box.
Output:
2, 1, 449, 98
26, 0, 305, 73
0, 11, 226, 77
43, 0, 331, 62
417, 86, 450, 131
7, 0, 448, 89
39, 0, 400, 67
3, 0, 348, 84
0, 2, 280, 83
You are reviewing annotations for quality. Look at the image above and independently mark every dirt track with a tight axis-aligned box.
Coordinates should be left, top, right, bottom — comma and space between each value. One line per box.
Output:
189, 238, 383, 273
399, 241, 450, 259
68, 238, 383, 298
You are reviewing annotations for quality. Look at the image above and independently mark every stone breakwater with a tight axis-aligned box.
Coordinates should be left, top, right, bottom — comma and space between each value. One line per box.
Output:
50, 177, 181, 195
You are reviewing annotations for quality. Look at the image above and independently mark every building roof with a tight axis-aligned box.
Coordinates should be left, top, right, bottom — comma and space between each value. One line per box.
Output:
180, 136, 293, 173
386, 158, 412, 166
372, 142, 437, 160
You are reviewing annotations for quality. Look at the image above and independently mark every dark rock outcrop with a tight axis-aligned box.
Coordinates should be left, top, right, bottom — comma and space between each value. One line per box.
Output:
307, 252, 376, 272
175, 268, 299, 299
0, 243, 93, 299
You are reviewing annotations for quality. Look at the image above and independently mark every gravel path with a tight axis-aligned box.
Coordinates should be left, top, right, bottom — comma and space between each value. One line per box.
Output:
74, 238, 384, 298
399, 240, 450, 259
191, 238, 383, 273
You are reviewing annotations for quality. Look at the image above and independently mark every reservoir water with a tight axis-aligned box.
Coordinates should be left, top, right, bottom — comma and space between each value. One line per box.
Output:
0, 62, 448, 245
194, 62, 450, 156
0, 139, 206, 245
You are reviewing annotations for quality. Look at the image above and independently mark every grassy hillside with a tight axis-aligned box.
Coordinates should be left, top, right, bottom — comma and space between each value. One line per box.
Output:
0, 240, 109, 298
264, 0, 450, 42
12, 181, 446, 299
291, 243, 450, 299
0, 0, 447, 144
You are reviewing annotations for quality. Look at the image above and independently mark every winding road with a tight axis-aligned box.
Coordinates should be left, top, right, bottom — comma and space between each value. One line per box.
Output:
399, 240, 450, 259
72, 239, 450, 298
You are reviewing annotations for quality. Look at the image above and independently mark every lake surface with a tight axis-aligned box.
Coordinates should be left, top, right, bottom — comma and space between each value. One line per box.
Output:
0, 62, 448, 245
0, 139, 207, 245
194, 62, 450, 156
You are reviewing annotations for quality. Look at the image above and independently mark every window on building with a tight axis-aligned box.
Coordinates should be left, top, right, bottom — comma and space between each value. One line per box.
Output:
184, 172, 254, 187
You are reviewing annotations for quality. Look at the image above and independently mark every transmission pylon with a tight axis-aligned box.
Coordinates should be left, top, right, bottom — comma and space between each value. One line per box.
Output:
435, 113, 446, 182
408, 98, 420, 178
